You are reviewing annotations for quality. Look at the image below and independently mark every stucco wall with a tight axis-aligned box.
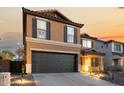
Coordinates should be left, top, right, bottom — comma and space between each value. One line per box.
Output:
26, 39, 80, 64
25, 14, 82, 73
104, 43, 113, 67
94, 41, 106, 53
26, 14, 81, 44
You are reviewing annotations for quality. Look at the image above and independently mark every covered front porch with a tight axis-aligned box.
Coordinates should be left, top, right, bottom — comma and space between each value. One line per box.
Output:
80, 49, 105, 73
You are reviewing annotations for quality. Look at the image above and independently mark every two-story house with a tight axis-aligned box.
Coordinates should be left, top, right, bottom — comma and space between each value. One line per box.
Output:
104, 40, 124, 69
80, 33, 105, 73
22, 8, 84, 73
80, 33, 124, 73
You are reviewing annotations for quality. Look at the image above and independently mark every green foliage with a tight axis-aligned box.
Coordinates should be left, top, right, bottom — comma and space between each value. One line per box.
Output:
89, 66, 102, 73
1, 50, 15, 61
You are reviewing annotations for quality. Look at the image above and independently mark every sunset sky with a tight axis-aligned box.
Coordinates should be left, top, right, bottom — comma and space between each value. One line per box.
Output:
0, 7, 124, 53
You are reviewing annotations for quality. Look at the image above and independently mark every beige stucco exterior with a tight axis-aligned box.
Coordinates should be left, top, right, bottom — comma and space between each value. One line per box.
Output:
25, 14, 82, 73
26, 14, 80, 44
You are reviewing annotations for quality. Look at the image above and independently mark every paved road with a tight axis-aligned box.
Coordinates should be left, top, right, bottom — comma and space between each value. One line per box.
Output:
33, 73, 118, 86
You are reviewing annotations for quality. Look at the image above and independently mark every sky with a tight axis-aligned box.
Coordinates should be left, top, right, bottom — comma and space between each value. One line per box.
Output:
0, 7, 124, 53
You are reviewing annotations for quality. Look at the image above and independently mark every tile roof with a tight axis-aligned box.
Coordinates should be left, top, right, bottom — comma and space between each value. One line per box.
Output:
80, 33, 106, 43
80, 33, 98, 40
36, 9, 72, 22
22, 8, 84, 28
106, 40, 124, 44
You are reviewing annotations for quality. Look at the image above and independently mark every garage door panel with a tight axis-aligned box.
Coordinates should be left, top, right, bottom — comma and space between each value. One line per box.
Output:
32, 51, 77, 73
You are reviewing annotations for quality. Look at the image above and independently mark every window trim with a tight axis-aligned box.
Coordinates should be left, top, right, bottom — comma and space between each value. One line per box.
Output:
91, 58, 100, 67
36, 19, 48, 40
112, 43, 123, 53
67, 26, 75, 43
81, 38, 93, 48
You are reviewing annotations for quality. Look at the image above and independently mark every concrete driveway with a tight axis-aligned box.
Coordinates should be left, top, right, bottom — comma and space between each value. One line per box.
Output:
33, 73, 118, 86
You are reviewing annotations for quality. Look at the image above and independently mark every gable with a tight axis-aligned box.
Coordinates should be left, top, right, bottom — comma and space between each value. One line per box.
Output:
22, 8, 84, 28
53, 11, 72, 22
36, 10, 72, 22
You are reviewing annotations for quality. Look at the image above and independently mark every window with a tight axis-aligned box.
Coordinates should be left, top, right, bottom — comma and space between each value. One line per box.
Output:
113, 43, 122, 53
82, 39, 87, 47
101, 45, 103, 48
67, 26, 74, 43
37, 19, 47, 39
106, 44, 108, 47
91, 58, 99, 67
82, 39, 92, 48
113, 59, 119, 66
87, 40, 92, 48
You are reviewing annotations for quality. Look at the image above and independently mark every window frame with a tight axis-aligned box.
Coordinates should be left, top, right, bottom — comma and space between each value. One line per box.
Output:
113, 43, 123, 53
36, 19, 47, 40
91, 58, 100, 67
66, 26, 75, 43
81, 38, 92, 48
113, 59, 119, 66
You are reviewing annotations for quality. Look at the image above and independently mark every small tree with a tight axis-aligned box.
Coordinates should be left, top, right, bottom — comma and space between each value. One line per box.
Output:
16, 44, 25, 78
16, 47, 24, 61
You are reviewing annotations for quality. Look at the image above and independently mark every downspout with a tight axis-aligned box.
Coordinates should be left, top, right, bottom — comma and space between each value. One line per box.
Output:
22, 7, 27, 74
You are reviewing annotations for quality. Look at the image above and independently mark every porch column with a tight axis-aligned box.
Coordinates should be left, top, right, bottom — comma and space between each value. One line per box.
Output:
100, 56, 104, 71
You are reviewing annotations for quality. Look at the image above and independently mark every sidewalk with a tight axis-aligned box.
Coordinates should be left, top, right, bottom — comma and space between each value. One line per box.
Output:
11, 74, 36, 86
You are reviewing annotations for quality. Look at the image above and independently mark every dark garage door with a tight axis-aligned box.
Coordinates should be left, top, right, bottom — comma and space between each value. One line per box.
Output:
32, 51, 77, 73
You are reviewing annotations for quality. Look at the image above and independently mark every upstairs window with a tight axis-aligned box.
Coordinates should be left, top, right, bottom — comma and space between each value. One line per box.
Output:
67, 26, 75, 43
82, 39, 92, 48
37, 19, 47, 39
113, 43, 123, 53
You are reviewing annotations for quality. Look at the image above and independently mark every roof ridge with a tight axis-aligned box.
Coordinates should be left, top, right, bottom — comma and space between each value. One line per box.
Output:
36, 9, 58, 13
22, 7, 84, 28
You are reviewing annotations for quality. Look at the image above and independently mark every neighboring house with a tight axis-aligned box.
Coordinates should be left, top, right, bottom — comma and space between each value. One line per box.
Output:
104, 40, 124, 69
22, 8, 84, 73
80, 33, 124, 73
80, 34, 105, 73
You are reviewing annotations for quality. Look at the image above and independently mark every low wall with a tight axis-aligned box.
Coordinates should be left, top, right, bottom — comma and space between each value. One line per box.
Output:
0, 72, 10, 86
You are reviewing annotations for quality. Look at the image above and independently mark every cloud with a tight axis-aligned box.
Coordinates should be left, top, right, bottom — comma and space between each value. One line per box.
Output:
0, 32, 22, 53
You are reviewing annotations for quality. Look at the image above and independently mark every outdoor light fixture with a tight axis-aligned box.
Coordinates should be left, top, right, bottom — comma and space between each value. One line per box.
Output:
12, 79, 33, 85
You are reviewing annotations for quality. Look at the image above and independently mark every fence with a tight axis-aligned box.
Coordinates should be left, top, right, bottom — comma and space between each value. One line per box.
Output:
0, 59, 10, 72
0, 60, 11, 86
10, 61, 23, 73
0, 60, 24, 73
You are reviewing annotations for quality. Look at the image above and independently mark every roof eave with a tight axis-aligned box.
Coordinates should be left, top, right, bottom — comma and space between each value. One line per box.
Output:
81, 50, 105, 56
22, 7, 84, 28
